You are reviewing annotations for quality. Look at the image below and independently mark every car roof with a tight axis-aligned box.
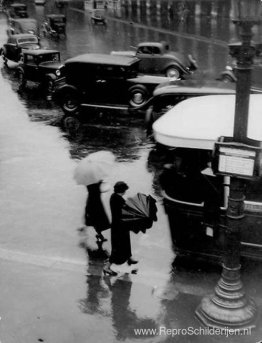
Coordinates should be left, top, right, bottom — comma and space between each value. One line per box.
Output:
137, 42, 167, 49
23, 49, 59, 55
11, 3, 27, 7
12, 33, 38, 39
153, 80, 236, 96
47, 14, 66, 18
65, 53, 139, 66
153, 94, 262, 150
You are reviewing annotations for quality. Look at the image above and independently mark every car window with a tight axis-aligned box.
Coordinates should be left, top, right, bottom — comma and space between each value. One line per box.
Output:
40, 53, 60, 63
152, 47, 161, 54
17, 37, 38, 44
53, 18, 65, 23
138, 46, 152, 54
96, 65, 120, 78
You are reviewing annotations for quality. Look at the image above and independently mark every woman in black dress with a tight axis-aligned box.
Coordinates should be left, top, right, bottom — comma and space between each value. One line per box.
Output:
85, 180, 110, 242
103, 181, 138, 276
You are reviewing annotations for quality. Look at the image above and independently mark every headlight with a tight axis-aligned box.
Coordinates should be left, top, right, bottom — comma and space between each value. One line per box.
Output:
56, 69, 61, 76
225, 65, 233, 71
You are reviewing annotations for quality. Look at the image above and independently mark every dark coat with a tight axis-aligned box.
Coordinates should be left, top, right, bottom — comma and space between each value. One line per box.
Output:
85, 181, 110, 232
109, 192, 131, 264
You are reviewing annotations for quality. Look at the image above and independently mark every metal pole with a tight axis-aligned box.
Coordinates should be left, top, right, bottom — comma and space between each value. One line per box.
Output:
195, 20, 257, 331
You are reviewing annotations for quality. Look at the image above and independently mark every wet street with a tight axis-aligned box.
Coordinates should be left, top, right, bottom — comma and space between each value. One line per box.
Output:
1, 2, 262, 342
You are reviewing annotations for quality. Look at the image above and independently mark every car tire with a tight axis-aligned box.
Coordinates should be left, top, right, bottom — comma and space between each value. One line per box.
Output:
165, 66, 181, 80
60, 90, 81, 114
128, 85, 149, 108
62, 115, 81, 136
17, 69, 26, 90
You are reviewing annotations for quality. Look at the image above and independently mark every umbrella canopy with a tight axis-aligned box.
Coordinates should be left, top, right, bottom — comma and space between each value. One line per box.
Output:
74, 151, 115, 186
122, 193, 157, 233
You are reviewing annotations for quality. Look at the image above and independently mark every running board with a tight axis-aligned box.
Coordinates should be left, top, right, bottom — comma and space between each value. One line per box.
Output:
81, 103, 131, 111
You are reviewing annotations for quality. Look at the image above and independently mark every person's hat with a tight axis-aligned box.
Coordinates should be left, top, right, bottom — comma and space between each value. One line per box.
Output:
114, 181, 129, 193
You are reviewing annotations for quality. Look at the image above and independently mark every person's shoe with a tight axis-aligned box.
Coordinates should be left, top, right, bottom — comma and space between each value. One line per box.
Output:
128, 258, 138, 265
103, 267, 118, 276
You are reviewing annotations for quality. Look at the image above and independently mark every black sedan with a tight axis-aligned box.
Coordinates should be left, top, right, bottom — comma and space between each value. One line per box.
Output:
0, 33, 40, 65
54, 53, 168, 116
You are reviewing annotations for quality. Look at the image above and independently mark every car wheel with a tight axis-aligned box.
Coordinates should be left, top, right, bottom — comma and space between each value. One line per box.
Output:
62, 115, 81, 136
61, 91, 81, 114
166, 66, 181, 80
17, 69, 26, 90
221, 74, 235, 83
128, 85, 149, 108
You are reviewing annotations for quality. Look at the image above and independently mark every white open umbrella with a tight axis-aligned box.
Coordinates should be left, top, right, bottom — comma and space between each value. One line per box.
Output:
74, 151, 115, 186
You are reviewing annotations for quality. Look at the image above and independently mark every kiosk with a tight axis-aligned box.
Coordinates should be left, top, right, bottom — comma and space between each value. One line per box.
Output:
153, 94, 262, 263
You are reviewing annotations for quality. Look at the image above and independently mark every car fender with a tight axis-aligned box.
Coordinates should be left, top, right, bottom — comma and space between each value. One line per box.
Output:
219, 70, 237, 82
54, 84, 79, 101
45, 73, 57, 81
163, 62, 187, 74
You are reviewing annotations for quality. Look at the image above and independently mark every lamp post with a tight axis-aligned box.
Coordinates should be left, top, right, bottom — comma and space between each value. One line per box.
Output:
195, 0, 261, 330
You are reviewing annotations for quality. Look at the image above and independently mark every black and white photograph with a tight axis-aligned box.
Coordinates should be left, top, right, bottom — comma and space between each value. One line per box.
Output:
1, 0, 262, 342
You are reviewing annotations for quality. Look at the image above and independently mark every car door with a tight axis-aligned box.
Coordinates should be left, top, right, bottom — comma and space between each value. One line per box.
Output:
24, 55, 39, 81
137, 46, 162, 74
4, 37, 17, 60
91, 65, 127, 105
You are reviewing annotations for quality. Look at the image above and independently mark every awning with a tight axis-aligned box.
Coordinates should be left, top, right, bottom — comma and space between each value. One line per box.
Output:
153, 94, 262, 150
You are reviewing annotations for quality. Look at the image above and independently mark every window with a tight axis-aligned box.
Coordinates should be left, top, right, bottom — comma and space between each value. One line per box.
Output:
17, 37, 38, 44
138, 46, 152, 55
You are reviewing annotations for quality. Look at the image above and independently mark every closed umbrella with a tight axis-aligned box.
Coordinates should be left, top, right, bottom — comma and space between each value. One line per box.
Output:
122, 193, 158, 233
74, 151, 115, 186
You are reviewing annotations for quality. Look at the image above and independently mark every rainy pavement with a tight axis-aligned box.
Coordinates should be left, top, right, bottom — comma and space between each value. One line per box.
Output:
1, 6, 262, 343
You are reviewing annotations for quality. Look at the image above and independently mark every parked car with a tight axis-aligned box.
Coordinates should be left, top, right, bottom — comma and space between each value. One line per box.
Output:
7, 3, 28, 19
7, 18, 39, 36
0, 33, 40, 65
144, 80, 237, 133
42, 14, 66, 38
111, 41, 198, 80
90, 9, 106, 25
54, 53, 168, 115
16, 49, 64, 97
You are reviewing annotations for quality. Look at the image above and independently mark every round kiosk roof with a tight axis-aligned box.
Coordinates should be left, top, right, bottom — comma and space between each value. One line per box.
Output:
153, 94, 262, 150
